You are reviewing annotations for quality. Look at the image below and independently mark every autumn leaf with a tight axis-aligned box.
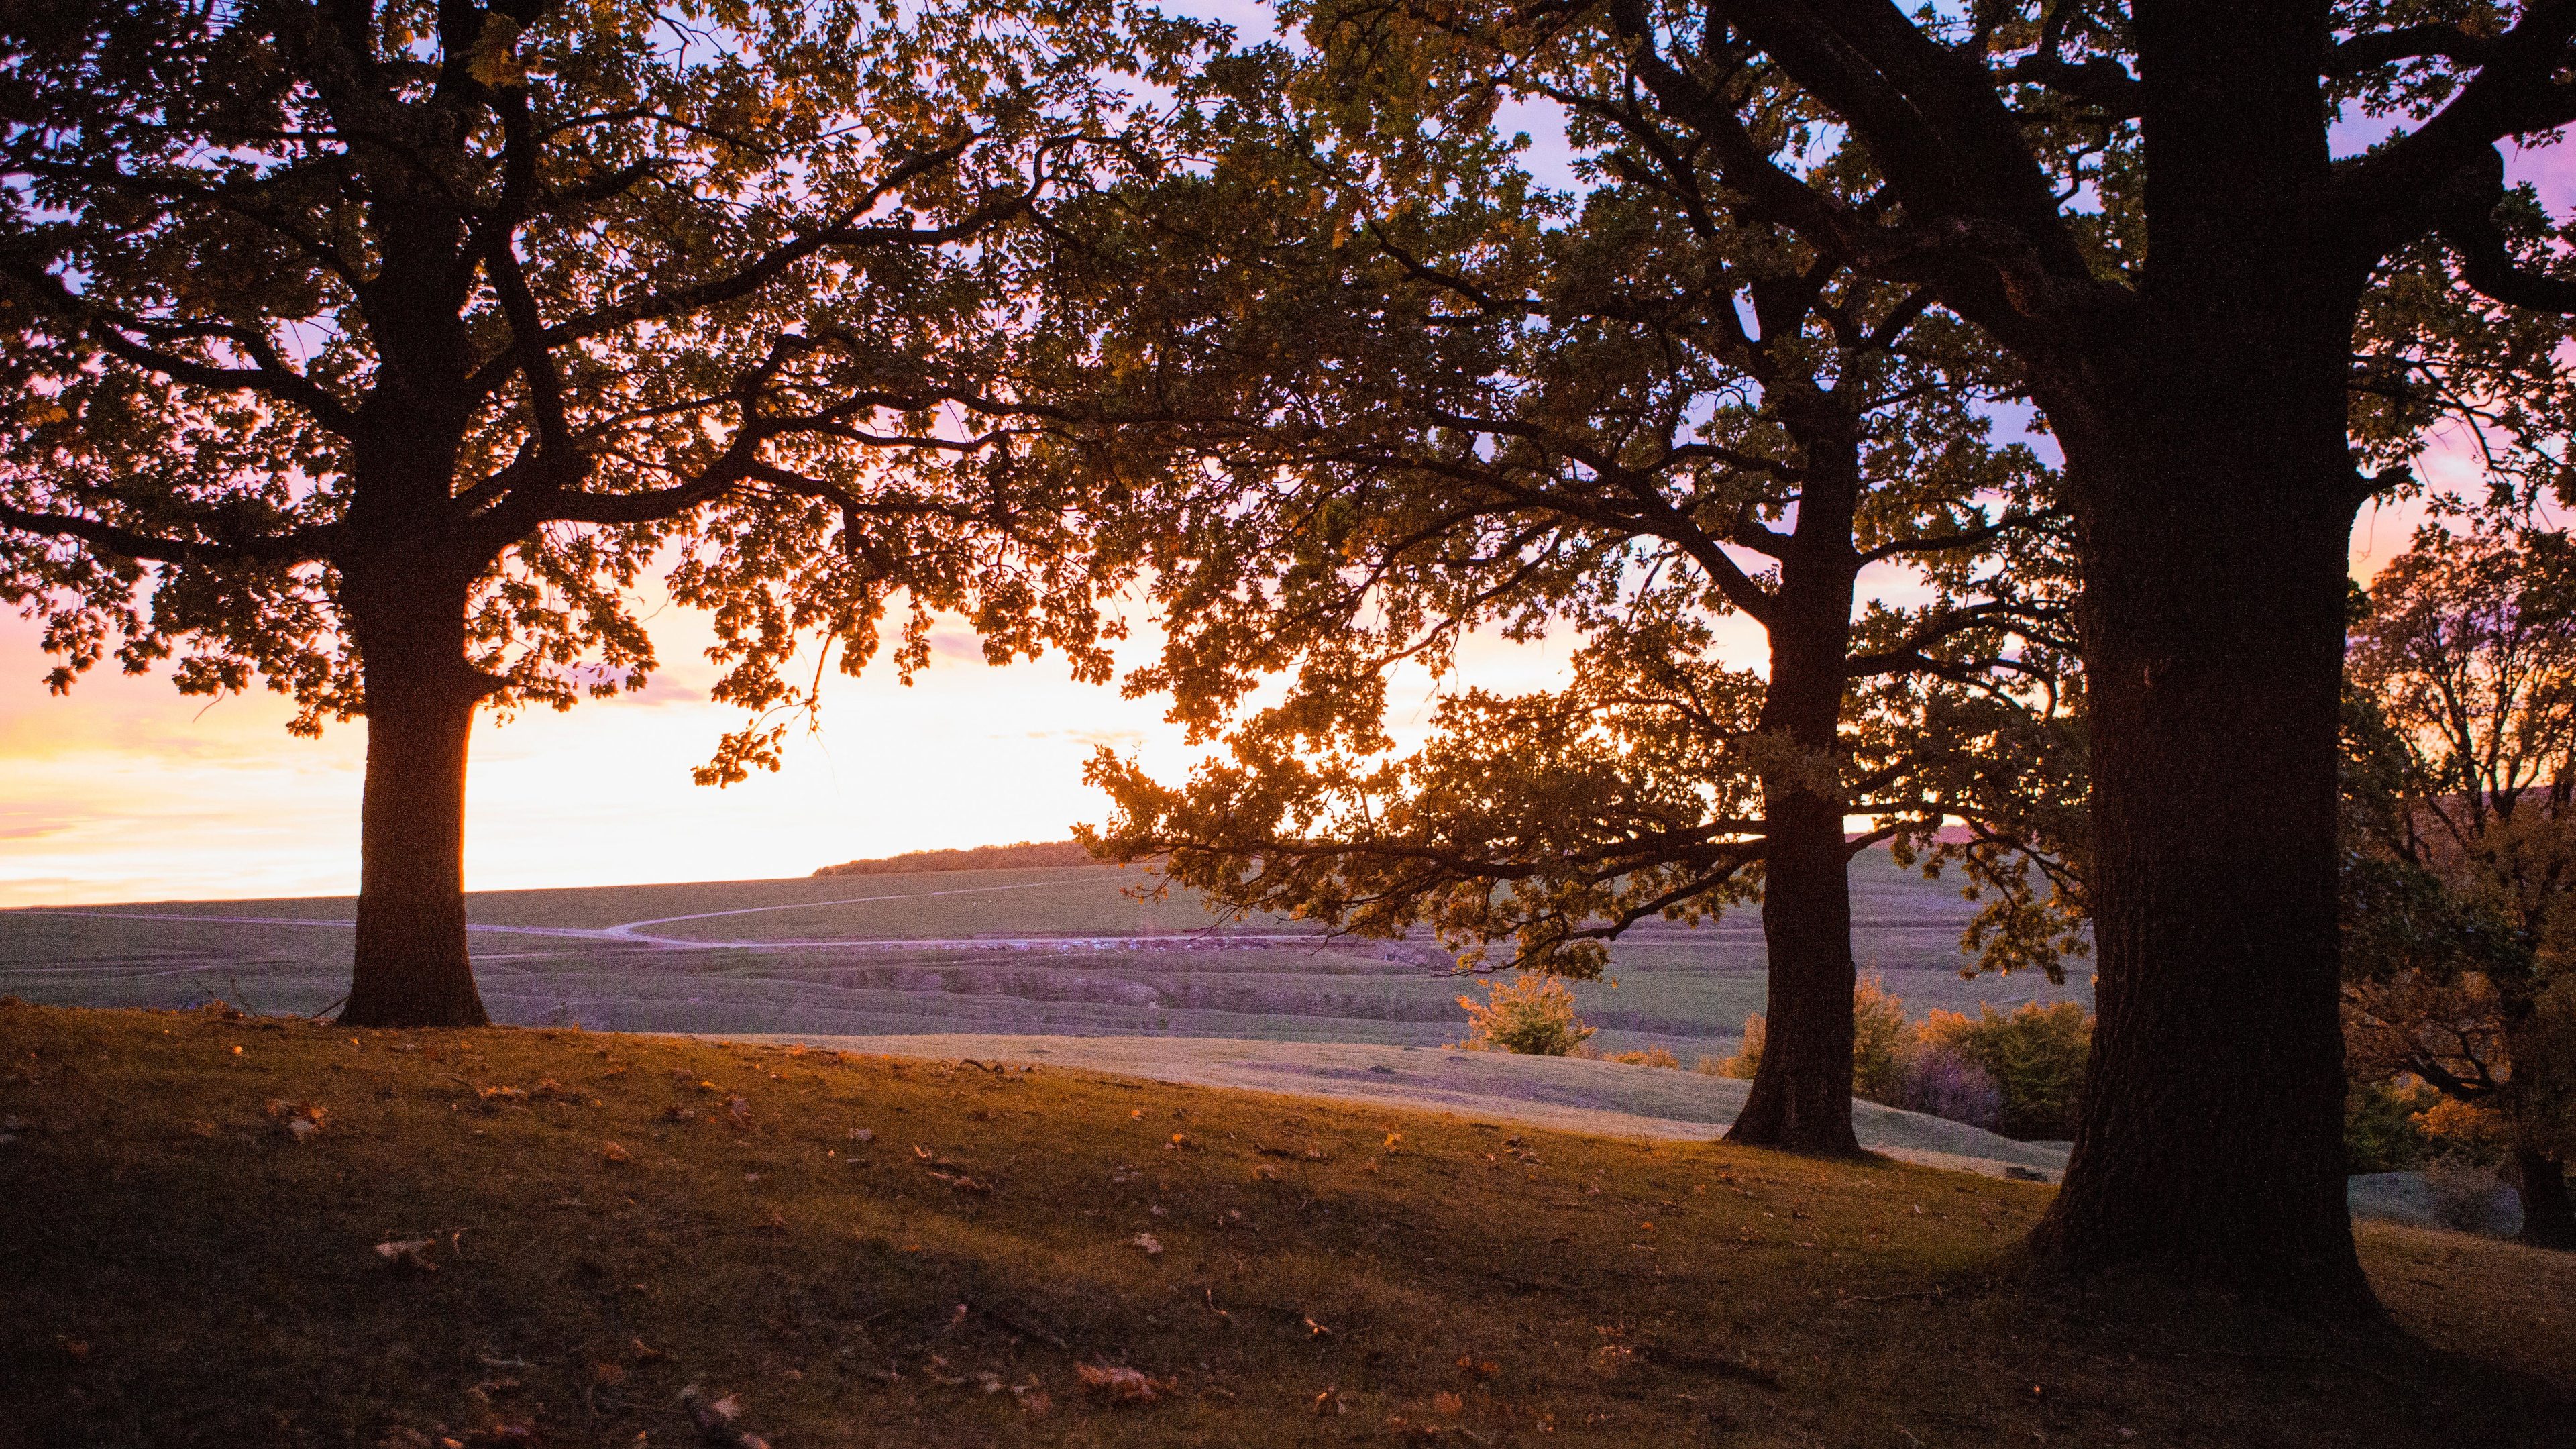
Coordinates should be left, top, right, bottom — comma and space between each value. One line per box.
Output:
1076, 1363, 1177, 1404
1128, 1232, 1163, 1255
374, 1239, 437, 1272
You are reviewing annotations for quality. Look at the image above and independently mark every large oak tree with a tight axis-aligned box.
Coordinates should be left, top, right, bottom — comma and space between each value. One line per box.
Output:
0, 0, 1206, 1025
1238, 0, 2576, 1307
1061, 45, 2086, 1154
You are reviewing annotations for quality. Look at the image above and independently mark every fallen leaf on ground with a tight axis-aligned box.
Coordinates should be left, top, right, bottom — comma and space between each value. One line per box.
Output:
1077, 1364, 1177, 1404
1128, 1233, 1163, 1256
847, 1127, 873, 1142
374, 1239, 437, 1271
265, 1099, 326, 1140
600, 1142, 632, 1163
631, 1338, 667, 1363
678, 1383, 771, 1449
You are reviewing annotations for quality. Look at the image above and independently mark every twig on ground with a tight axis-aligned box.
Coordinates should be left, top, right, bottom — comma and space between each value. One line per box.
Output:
1835, 1277, 1997, 1306
1635, 1343, 1782, 1389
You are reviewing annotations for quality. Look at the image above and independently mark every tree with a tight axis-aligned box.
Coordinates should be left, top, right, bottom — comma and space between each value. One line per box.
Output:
2344, 521, 2576, 1248
1064, 44, 2085, 1155
0, 0, 1207, 1024
1221, 0, 2576, 1307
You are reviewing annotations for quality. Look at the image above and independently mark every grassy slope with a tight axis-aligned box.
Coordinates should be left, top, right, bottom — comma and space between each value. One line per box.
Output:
2, 1003, 2565, 1449
0, 856, 2092, 1055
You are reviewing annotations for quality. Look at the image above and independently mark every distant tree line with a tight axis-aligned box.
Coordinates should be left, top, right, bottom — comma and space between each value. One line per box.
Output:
813, 840, 1097, 877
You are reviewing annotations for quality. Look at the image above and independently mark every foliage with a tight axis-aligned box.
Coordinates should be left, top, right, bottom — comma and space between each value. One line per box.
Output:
2341, 521, 2576, 1211
1065, 24, 2085, 984
1455, 972, 1595, 1056
0, 0, 1222, 1020
1892, 1044, 2005, 1134
2417, 1095, 2515, 1169
0, 0, 1208, 750
1716, 1017, 1764, 1080
1850, 977, 1916, 1106
1595, 1046, 1681, 1069
2346, 1080, 2440, 1176
1918, 1003, 2092, 1142
1719, 977, 2072, 1138
2424, 1157, 2514, 1233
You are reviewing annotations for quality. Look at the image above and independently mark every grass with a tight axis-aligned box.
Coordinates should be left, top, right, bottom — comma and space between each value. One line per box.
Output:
0, 854, 2094, 1057
3, 1001, 2566, 1448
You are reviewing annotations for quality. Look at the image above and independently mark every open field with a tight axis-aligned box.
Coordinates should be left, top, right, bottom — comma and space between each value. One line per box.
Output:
1, 1002, 2567, 1448
0, 853, 2093, 1055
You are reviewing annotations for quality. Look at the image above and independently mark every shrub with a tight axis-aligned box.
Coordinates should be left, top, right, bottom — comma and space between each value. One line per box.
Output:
1703, 987, 2092, 1141
1714, 1014, 1764, 1079
2414, 1094, 2512, 1168
1851, 977, 1913, 1104
1456, 973, 1595, 1056
2424, 1155, 2510, 1231
1919, 1002, 2091, 1140
1891, 1042, 2004, 1131
2345, 1079, 2438, 1174
1602, 1046, 1681, 1069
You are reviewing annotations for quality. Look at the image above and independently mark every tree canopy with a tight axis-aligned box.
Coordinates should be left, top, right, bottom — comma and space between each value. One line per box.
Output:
2343, 519, 2576, 1247
1049, 35, 2086, 1148
0, 0, 1213, 1023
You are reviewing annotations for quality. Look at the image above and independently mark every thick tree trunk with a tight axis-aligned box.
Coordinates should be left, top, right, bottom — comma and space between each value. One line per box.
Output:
1727, 460, 1864, 1155
1729, 790, 1863, 1154
337, 576, 491, 1029
2010, 10, 2381, 1311
2025, 362, 2373, 1309
2514, 1147, 2576, 1251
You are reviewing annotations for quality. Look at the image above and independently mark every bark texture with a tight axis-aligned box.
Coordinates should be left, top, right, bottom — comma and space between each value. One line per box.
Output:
2515, 1147, 2576, 1251
1730, 791, 1864, 1154
336, 557, 494, 1030
1727, 451, 1866, 1155
1994, 8, 2380, 1310
2023, 321, 2371, 1306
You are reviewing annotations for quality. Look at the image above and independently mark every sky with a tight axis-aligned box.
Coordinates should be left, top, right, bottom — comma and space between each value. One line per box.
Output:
0, 21, 2563, 908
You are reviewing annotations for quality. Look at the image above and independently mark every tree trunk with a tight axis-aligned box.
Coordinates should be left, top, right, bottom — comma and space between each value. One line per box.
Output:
337, 578, 491, 1029
2515, 1146, 2576, 1251
2004, 11, 2384, 1309
2025, 358, 2374, 1309
1729, 789, 1863, 1155
1727, 460, 1864, 1156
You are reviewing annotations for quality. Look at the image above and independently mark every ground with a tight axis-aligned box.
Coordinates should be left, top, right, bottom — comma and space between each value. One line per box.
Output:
1, 1002, 2569, 1448
0, 854, 2095, 1055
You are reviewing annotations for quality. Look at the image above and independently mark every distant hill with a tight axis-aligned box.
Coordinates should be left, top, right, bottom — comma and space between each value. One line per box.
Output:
812, 840, 1099, 877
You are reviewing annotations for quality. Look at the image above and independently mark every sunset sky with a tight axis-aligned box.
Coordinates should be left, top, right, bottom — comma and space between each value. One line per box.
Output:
0, 501, 2450, 909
